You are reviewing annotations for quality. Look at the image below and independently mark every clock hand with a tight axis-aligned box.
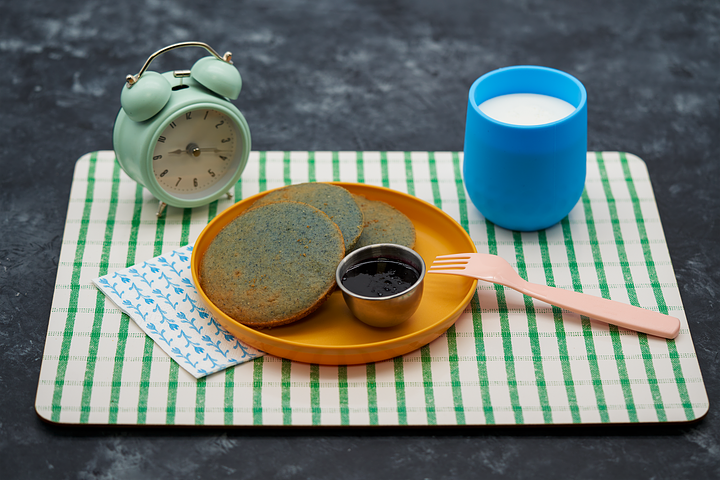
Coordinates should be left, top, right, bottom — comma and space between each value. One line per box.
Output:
166, 146, 232, 156
196, 148, 234, 153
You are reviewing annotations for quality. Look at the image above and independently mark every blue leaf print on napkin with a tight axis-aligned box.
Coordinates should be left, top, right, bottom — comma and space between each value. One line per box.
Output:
98, 278, 123, 299
93, 244, 263, 378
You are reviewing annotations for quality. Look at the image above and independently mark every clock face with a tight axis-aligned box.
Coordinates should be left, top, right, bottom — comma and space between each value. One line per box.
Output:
151, 108, 240, 197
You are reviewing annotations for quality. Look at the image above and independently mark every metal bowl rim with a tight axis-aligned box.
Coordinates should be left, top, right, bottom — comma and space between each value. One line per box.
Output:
335, 243, 426, 301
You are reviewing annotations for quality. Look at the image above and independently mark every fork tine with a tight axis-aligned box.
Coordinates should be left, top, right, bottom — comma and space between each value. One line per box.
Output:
435, 253, 474, 260
427, 268, 469, 276
431, 258, 469, 265
429, 263, 466, 270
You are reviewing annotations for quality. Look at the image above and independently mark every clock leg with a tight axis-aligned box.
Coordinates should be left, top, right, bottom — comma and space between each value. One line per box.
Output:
226, 192, 233, 200
156, 201, 168, 218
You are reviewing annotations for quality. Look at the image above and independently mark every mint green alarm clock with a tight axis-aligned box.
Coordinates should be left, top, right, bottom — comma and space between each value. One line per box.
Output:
113, 42, 251, 216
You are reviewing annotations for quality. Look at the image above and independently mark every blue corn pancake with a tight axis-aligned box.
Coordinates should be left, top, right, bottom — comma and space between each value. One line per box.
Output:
199, 201, 345, 328
253, 182, 364, 251
349, 194, 416, 252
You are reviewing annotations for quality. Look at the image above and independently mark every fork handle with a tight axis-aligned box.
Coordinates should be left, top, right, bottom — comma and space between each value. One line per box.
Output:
513, 280, 681, 339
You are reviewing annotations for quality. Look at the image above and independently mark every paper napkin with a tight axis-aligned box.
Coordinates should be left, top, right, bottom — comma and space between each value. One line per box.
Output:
93, 245, 263, 378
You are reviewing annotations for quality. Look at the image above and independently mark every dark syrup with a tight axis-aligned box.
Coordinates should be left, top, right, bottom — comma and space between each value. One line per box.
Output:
341, 259, 420, 297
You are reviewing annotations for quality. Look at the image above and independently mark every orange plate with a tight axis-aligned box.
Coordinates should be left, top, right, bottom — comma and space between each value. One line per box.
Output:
191, 183, 477, 365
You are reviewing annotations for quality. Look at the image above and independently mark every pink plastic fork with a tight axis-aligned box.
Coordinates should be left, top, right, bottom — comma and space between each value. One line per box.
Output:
429, 253, 680, 339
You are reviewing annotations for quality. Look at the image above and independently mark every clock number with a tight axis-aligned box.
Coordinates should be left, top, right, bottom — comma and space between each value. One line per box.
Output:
158, 136, 166, 143
159, 169, 169, 177
219, 155, 228, 161
221, 138, 231, 143
204, 111, 209, 120
215, 120, 224, 129
186, 112, 192, 120
193, 178, 198, 187
169, 122, 177, 129
208, 169, 216, 177
153, 155, 162, 160
176, 177, 182, 187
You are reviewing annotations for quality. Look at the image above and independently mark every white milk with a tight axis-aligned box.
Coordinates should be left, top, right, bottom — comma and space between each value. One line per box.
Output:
478, 93, 576, 126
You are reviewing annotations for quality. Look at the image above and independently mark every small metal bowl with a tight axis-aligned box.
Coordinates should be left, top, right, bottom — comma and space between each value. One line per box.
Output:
336, 244, 426, 328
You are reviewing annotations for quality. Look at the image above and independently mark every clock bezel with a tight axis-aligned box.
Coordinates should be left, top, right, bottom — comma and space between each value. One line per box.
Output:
144, 102, 250, 207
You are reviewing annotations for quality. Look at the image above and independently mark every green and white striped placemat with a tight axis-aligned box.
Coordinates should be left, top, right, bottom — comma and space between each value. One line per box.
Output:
35, 151, 708, 426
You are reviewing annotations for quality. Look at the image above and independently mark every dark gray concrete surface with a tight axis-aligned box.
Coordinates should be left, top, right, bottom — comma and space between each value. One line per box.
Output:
1, 0, 718, 478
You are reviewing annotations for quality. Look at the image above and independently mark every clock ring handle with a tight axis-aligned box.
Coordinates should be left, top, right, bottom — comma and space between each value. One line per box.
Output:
125, 41, 233, 88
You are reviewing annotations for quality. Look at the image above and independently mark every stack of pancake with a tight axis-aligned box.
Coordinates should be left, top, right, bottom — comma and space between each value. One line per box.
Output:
199, 183, 416, 328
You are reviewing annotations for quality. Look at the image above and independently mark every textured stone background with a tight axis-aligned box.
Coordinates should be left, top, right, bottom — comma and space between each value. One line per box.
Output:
1, 0, 718, 478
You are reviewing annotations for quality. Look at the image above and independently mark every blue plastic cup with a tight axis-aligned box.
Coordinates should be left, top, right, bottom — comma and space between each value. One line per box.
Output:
463, 66, 587, 231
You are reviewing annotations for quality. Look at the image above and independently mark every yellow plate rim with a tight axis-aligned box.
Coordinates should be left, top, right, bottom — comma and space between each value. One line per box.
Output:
191, 182, 477, 364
